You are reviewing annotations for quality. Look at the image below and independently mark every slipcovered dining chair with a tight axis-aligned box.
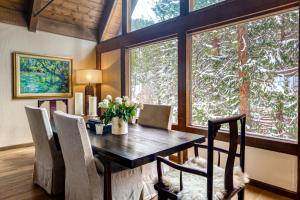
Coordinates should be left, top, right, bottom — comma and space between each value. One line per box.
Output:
138, 104, 173, 130
154, 114, 249, 200
25, 106, 65, 195
53, 111, 143, 200
138, 104, 174, 200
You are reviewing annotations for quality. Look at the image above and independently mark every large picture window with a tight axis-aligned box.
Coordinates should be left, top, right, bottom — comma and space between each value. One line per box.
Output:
191, 10, 299, 141
130, 0, 180, 32
129, 39, 178, 122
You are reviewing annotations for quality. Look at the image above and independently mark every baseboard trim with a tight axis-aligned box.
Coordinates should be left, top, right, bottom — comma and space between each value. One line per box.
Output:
0, 143, 34, 151
249, 178, 297, 199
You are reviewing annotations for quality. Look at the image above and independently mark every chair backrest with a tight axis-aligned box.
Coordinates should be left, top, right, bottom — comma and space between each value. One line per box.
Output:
25, 106, 57, 165
138, 104, 173, 130
38, 99, 68, 120
206, 114, 246, 200
53, 111, 100, 199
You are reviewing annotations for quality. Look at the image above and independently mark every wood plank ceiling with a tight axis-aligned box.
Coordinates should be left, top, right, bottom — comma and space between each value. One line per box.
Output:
0, 0, 122, 42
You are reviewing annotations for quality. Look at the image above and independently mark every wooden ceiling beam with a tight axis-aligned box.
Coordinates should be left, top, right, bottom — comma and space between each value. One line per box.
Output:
28, 0, 41, 32
39, 16, 97, 41
0, 6, 27, 27
34, 0, 55, 17
98, 0, 116, 43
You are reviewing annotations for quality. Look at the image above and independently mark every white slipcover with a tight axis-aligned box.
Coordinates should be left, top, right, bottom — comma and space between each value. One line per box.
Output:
53, 111, 143, 200
25, 106, 65, 195
138, 104, 173, 200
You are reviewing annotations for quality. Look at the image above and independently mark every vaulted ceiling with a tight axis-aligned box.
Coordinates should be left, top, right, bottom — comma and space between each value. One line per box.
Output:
0, 0, 122, 42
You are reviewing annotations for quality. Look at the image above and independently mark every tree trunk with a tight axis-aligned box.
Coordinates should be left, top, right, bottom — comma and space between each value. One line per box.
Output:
237, 24, 250, 120
275, 16, 287, 135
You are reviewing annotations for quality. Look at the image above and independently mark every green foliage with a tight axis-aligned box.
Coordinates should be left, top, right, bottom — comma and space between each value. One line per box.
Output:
191, 10, 299, 140
130, 39, 178, 122
131, 18, 154, 31
193, 0, 224, 11
152, 0, 179, 21
131, 0, 179, 31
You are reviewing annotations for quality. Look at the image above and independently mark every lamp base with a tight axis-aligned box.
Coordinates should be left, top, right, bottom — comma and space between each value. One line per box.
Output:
85, 84, 94, 96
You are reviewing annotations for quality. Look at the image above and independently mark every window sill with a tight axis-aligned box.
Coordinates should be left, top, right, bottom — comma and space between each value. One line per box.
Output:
173, 125, 298, 155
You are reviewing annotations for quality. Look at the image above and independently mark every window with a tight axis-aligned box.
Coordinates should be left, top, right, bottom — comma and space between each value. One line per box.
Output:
130, 0, 180, 32
191, 10, 299, 141
129, 39, 178, 122
191, 0, 225, 11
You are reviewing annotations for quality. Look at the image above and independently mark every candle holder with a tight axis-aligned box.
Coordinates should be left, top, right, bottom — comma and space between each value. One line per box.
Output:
88, 96, 98, 118
75, 69, 102, 116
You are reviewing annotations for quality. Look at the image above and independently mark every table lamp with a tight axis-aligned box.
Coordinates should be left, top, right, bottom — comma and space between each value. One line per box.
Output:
76, 69, 102, 116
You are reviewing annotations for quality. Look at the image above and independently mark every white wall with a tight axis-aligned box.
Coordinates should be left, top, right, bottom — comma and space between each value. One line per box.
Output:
0, 22, 97, 148
100, 50, 298, 192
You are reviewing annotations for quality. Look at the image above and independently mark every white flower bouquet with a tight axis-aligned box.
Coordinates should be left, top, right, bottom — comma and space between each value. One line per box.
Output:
98, 95, 143, 125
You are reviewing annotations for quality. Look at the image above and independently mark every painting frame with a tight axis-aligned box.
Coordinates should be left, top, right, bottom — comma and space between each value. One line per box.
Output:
13, 52, 73, 99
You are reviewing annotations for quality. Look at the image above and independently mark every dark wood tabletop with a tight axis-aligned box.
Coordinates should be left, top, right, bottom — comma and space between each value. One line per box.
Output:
52, 123, 205, 169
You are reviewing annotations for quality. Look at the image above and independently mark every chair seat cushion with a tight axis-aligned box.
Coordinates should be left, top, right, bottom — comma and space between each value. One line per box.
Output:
162, 157, 249, 200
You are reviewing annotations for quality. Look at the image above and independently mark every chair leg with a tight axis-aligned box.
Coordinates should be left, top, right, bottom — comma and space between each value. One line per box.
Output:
238, 189, 245, 200
157, 191, 168, 200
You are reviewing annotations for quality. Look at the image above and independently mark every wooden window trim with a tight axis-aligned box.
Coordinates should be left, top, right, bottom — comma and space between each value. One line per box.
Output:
180, 126, 298, 155
115, 2, 300, 155
98, 1, 300, 198
97, 0, 299, 53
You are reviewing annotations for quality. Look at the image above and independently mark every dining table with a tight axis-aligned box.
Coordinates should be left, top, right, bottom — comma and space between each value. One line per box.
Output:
51, 122, 205, 200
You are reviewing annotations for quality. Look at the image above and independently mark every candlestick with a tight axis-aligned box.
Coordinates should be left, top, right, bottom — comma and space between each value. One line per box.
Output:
74, 92, 83, 115
88, 96, 97, 117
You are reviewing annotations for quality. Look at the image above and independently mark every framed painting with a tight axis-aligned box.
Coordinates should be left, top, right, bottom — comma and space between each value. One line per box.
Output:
13, 52, 73, 99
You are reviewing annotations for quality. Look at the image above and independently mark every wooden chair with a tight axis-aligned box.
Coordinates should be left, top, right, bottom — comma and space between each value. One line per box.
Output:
38, 99, 68, 120
154, 114, 248, 200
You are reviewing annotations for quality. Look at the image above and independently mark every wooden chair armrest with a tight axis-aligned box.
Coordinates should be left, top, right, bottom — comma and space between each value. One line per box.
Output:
209, 114, 246, 125
156, 156, 207, 191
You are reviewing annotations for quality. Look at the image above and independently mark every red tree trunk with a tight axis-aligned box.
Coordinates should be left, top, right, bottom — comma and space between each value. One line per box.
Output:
237, 24, 250, 120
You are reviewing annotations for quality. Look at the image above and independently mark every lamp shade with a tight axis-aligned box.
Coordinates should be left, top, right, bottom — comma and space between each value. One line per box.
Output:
76, 69, 102, 84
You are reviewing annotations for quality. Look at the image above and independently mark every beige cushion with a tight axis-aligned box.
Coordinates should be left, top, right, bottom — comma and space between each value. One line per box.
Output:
53, 111, 143, 200
138, 104, 173, 130
25, 106, 65, 195
162, 157, 249, 200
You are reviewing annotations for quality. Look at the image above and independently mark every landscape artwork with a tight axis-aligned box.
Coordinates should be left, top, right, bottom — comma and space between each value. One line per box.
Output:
13, 52, 73, 98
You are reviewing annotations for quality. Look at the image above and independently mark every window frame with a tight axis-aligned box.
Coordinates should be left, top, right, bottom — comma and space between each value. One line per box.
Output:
98, 0, 300, 156
187, 9, 299, 144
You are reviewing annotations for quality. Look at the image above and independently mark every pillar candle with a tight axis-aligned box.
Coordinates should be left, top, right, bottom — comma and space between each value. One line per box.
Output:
88, 96, 97, 117
74, 92, 83, 115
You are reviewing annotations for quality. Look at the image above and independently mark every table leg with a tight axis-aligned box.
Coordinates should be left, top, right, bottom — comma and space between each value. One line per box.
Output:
183, 149, 188, 162
103, 159, 112, 200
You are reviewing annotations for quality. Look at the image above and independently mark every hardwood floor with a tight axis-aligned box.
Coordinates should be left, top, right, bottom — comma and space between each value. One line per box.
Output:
0, 147, 292, 200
